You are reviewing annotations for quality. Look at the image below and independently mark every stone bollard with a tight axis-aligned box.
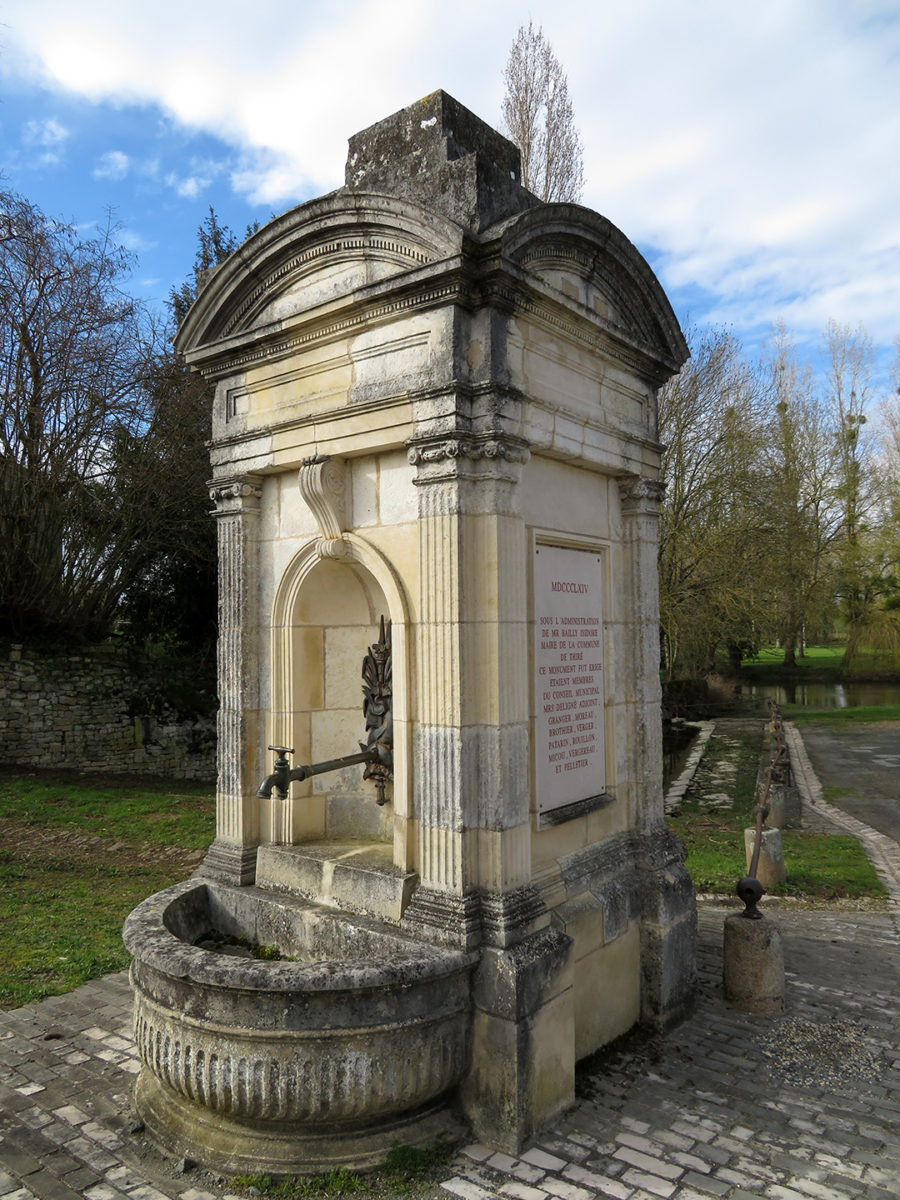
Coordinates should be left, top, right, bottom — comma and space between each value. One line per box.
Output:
744, 826, 786, 889
723, 912, 784, 1013
767, 782, 801, 829
767, 785, 788, 829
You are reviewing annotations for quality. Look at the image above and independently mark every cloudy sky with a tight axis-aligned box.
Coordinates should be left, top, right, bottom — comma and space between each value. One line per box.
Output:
1, 0, 898, 383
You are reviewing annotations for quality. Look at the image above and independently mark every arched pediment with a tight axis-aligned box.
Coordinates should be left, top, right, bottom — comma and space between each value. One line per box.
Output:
176, 192, 465, 353
500, 204, 688, 373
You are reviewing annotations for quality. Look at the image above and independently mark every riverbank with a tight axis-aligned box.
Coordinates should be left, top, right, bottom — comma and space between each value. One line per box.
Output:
664, 718, 890, 904
664, 645, 900, 720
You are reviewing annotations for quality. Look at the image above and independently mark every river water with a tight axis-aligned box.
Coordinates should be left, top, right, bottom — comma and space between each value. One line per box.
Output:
740, 681, 900, 709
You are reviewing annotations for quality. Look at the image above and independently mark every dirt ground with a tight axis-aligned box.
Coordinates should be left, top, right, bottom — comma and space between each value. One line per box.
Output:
0, 817, 205, 876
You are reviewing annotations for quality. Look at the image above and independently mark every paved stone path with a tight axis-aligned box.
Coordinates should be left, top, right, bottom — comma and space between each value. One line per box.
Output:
791, 722, 900, 845
1, 722, 898, 1200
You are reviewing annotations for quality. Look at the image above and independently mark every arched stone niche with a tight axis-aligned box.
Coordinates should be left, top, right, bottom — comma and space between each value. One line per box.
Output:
266, 534, 410, 867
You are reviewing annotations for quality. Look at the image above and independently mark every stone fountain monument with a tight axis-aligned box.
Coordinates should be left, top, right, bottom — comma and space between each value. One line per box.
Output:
124, 91, 696, 1174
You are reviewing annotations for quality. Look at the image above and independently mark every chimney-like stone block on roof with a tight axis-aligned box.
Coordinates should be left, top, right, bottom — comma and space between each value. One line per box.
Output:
344, 89, 537, 230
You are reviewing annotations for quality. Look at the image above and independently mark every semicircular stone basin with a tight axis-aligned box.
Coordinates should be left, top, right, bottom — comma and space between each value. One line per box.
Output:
123, 879, 475, 1175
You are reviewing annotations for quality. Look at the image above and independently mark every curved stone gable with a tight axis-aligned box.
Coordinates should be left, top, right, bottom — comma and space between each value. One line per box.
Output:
176, 192, 466, 358
500, 204, 689, 376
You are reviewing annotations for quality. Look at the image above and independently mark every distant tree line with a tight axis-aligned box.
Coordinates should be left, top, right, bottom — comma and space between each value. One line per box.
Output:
659, 321, 900, 679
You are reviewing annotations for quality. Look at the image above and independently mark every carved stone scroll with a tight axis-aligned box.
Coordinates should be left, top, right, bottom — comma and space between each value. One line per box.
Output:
298, 455, 347, 558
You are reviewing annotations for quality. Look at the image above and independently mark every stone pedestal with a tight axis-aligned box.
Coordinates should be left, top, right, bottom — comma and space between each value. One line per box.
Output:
461, 928, 574, 1151
723, 912, 784, 1013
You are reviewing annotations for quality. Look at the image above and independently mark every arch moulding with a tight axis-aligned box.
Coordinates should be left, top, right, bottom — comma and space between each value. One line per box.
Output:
268, 533, 412, 852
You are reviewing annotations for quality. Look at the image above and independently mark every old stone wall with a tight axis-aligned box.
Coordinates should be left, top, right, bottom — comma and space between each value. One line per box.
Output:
0, 643, 216, 779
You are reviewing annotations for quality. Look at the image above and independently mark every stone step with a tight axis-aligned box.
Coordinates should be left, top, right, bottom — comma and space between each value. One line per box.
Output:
255, 840, 418, 923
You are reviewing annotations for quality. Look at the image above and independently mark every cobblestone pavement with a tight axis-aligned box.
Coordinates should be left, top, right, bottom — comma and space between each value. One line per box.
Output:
1, 725, 898, 1200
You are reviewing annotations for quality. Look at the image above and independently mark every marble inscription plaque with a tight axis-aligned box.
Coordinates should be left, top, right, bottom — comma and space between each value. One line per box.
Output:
534, 544, 605, 814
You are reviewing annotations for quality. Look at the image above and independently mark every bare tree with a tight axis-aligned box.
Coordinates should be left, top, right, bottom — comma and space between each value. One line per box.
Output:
657, 326, 769, 678
824, 320, 877, 626
501, 21, 585, 203
762, 326, 842, 665
0, 189, 158, 641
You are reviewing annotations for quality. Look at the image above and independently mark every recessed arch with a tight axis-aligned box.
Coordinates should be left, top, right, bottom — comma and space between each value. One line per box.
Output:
266, 534, 411, 864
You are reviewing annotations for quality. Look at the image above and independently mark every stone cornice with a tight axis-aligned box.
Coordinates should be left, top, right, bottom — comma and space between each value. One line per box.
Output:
184, 261, 475, 382
185, 245, 677, 390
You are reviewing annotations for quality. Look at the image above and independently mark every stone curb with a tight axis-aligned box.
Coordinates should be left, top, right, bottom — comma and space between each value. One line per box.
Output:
664, 720, 716, 812
784, 720, 900, 910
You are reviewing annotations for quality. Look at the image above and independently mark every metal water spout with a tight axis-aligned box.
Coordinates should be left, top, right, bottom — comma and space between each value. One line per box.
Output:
257, 744, 384, 799
257, 617, 393, 805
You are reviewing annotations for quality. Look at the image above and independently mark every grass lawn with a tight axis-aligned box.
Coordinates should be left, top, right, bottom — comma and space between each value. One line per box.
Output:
0, 769, 215, 848
2, 738, 890, 1011
740, 644, 846, 676
232, 1143, 456, 1197
0, 770, 215, 1008
667, 722, 889, 903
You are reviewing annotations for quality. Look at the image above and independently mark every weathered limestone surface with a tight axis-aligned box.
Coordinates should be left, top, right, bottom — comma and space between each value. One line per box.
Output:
145, 90, 698, 1163
745, 825, 788, 888
723, 911, 785, 1014
124, 879, 474, 1173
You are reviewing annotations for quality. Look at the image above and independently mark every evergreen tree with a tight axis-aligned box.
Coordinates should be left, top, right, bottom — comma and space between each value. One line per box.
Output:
118, 209, 249, 656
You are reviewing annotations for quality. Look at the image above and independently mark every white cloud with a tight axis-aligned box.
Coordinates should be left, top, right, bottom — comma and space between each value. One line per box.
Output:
164, 156, 228, 199
2, 0, 898, 355
22, 116, 68, 147
21, 115, 69, 163
115, 228, 154, 254
93, 150, 130, 180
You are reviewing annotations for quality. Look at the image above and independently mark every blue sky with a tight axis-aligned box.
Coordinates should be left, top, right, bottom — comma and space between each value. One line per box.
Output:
2, 0, 899, 388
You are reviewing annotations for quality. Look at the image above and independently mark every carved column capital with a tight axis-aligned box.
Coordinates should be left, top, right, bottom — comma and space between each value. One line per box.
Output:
407, 432, 530, 468
208, 475, 263, 517
298, 455, 347, 558
406, 432, 530, 488
617, 474, 664, 516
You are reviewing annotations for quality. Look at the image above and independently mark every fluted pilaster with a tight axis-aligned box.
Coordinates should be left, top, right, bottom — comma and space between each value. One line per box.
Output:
616, 475, 664, 830
408, 432, 531, 902
204, 475, 263, 884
